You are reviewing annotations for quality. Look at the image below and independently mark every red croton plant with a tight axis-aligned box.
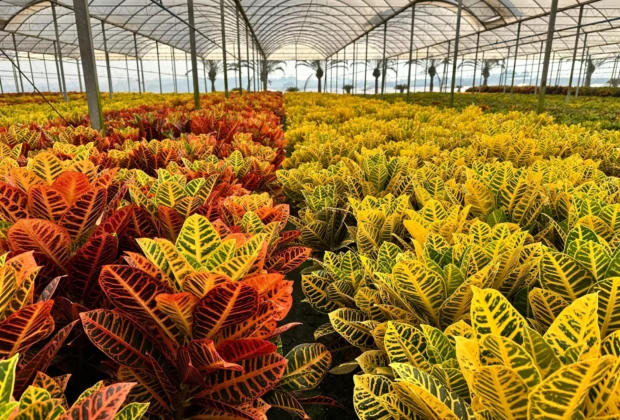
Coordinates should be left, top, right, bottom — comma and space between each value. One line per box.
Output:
0, 92, 341, 420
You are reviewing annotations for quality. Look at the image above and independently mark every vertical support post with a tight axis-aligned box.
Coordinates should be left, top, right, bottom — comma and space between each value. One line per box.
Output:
12, 35, 23, 93
125, 56, 131, 92
424, 47, 429, 92
140, 59, 145, 92
53, 43, 62, 95
342, 46, 346, 93
202, 59, 208, 92
537, 0, 559, 114
27, 52, 35, 92
172, 48, 177, 93
364, 34, 368, 95
77, 59, 83, 92
156, 42, 163, 94
0, 77, 3, 94
502, 47, 511, 92
449, 0, 462, 107
245, 26, 250, 91
185, 53, 190, 92
413, 50, 418, 92
406, 4, 415, 101
44, 55, 50, 91
236, 1, 243, 94
472, 32, 480, 94
522, 54, 528, 85
134, 34, 142, 94
51, 3, 67, 101
381, 22, 387, 97
102, 22, 113, 100
479, 50, 485, 92
73, 0, 104, 129
353, 43, 357, 94
220, 0, 229, 97
530, 52, 535, 85
566, 5, 584, 102
510, 21, 522, 97
576, 35, 588, 97
443, 40, 451, 93
253, 39, 257, 92
534, 41, 543, 95
336, 51, 339, 93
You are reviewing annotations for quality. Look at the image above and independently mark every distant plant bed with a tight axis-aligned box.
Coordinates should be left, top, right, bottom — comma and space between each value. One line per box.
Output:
467, 85, 620, 97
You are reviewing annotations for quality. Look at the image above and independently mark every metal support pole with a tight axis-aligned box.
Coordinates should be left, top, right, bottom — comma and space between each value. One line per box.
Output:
381, 22, 387, 97
449, 0, 462, 107
245, 26, 250, 91
185, 53, 190, 92
125, 56, 131, 92
414, 50, 418, 92
406, 5, 415, 101
566, 6, 584, 102
443, 41, 451, 93
53, 43, 62, 95
0, 77, 3, 94
555, 57, 562, 85
364, 34, 368, 95
236, 1, 243, 94
424, 47, 429, 92
77, 59, 83, 92
502, 47, 511, 93
530, 53, 535, 85
252, 40, 256, 92
342, 46, 346, 93
12, 35, 23, 93
187, 0, 200, 107
73, 0, 104, 129
172, 48, 177, 93
220, 0, 229, 97
102, 22, 113, 100
537, 0, 559, 113
472, 33, 480, 93
336, 51, 339, 93
156, 42, 163, 94
133, 34, 141, 95
43, 56, 50, 91
51, 4, 67, 101
27, 52, 35, 92
522, 54, 528, 85
140, 59, 145, 92
510, 21, 522, 97
202, 59, 208, 92
576, 36, 588, 97
353, 43, 357, 94
479, 50, 485, 92
535, 41, 543, 95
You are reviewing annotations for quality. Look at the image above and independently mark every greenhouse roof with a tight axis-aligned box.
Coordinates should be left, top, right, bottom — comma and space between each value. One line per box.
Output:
0, 0, 618, 61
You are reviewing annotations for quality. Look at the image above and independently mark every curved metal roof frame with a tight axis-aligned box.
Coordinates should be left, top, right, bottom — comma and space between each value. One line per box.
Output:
0, 0, 617, 66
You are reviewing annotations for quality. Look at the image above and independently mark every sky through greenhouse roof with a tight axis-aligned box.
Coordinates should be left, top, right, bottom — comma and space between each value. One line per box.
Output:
0, 0, 618, 62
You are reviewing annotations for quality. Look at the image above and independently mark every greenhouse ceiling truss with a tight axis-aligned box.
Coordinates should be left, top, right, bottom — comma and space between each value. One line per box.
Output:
0, 0, 618, 127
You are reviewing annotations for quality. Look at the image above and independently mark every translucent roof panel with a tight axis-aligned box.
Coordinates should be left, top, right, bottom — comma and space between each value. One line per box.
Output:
0, 0, 616, 63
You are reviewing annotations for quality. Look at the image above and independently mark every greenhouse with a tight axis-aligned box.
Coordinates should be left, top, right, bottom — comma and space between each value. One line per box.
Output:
1, 0, 620, 419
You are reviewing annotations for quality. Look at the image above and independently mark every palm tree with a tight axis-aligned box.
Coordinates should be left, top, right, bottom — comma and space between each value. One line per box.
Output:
205, 60, 224, 92
233, 60, 286, 91
364, 59, 397, 94
296, 60, 346, 93
585, 58, 611, 87
409, 58, 449, 92
459, 59, 504, 87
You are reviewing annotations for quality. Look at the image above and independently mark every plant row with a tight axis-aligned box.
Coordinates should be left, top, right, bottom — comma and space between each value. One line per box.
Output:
277, 93, 620, 419
0, 92, 335, 419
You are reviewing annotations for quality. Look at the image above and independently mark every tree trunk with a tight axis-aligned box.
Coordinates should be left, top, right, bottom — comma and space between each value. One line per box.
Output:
483, 76, 489, 87
263, 78, 268, 91
318, 76, 322, 93
374, 77, 379, 94
585, 70, 593, 88
429, 76, 434, 92
210, 79, 216, 92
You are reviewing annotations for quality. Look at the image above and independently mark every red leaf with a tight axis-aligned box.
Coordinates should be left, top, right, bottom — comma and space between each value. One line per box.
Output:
51, 171, 91, 205
216, 339, 277, 363
8, 219, 72, 270
59, 186, 107, 240
187, 339, 242, 373
0, 183, 28, 223
59, 382, 134, 419
0, 301, 55, 358
193, 283, 259, 340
